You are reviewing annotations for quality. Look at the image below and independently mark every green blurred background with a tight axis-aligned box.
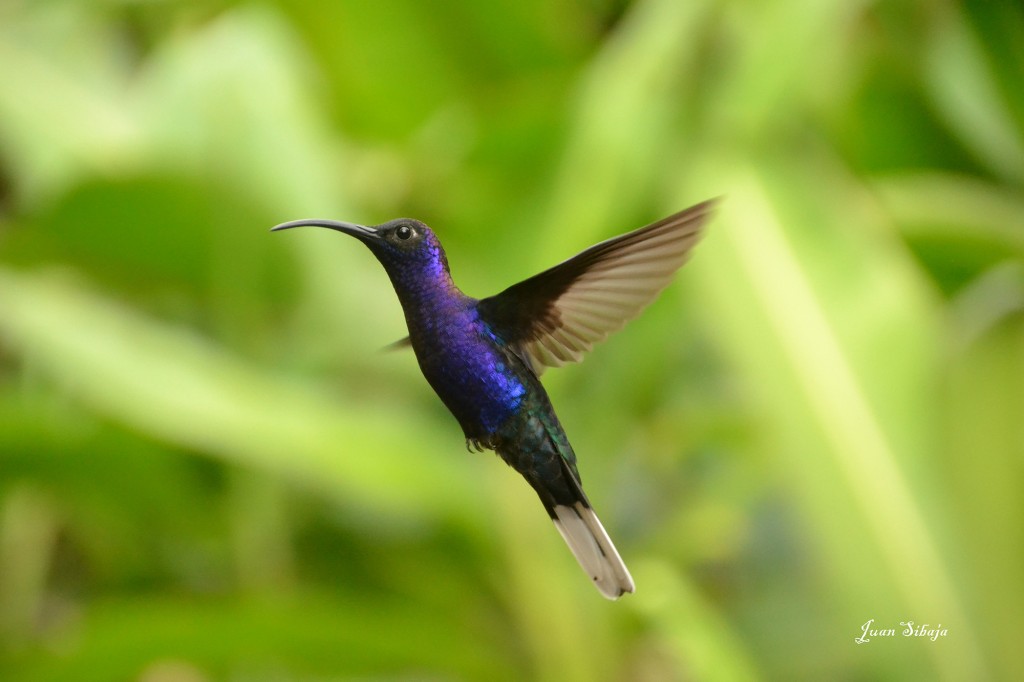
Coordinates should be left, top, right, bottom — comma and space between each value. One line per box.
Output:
1, 0, 1021, 680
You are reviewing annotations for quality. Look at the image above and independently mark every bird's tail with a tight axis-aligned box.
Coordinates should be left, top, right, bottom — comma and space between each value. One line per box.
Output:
550, 498, 635, 599
494, 408, 634, 598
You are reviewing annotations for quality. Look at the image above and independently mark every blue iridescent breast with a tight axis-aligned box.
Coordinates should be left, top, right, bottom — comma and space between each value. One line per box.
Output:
412, 306, 529, 438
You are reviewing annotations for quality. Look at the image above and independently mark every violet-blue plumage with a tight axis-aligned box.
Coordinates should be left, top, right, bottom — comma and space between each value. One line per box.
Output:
337, 220, 530, 440
272, 200, 716, 598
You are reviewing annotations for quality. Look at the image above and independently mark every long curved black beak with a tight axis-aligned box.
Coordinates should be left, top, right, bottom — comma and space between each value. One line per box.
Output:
271, 219, 380, 243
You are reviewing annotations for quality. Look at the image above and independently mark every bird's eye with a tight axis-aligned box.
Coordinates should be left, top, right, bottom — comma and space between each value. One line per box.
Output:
395, 225, 413, 240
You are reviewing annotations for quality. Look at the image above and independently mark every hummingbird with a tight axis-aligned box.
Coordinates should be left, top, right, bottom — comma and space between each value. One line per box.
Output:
272, 199, 715, 598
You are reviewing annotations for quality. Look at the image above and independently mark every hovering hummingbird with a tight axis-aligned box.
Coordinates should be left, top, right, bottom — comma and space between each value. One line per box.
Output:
273, 199, 715, 598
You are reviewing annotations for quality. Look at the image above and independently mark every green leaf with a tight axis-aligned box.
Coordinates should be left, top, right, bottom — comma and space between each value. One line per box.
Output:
0, 267, 482, 525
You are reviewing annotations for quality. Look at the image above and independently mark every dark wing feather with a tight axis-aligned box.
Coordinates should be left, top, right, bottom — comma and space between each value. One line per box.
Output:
477, 199, 716, 374
382, 337, 412, 352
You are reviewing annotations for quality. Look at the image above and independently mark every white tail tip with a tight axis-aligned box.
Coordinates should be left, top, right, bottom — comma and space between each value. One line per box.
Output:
551, 503, 635, 599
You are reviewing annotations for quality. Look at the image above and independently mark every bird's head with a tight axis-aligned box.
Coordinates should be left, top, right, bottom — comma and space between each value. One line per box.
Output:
272, 217, 452, 282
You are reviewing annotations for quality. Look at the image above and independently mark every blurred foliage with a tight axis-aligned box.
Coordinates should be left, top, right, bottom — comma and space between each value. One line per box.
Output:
0, 0, 1022, 680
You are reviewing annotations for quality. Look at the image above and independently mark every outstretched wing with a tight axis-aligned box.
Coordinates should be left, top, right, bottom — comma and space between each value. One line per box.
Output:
477, 199, 716, 374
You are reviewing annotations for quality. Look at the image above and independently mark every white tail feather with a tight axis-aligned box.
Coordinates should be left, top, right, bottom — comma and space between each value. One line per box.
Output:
551, 503, 635, 599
